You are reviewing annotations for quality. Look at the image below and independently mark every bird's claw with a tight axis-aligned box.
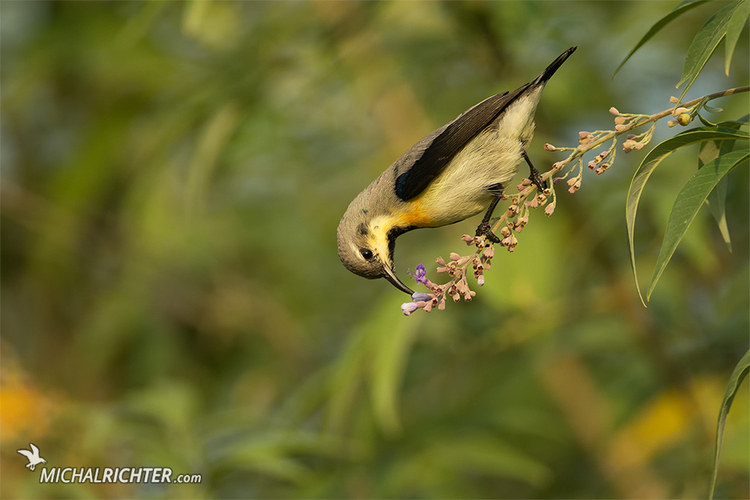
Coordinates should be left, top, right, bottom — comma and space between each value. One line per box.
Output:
529, 165, 547, 192
475, 222, 500, 243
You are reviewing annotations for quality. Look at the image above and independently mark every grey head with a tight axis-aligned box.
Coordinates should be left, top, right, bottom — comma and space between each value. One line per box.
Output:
336, 185, 415, 295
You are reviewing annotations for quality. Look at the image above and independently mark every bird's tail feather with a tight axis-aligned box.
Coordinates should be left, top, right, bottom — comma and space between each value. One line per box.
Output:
535, 46, 577, 84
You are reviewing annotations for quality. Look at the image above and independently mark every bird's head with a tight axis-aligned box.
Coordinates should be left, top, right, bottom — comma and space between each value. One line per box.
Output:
337, 195, 415, 295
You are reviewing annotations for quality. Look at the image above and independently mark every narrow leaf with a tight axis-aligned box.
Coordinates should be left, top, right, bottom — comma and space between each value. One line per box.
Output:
700, 119, 746, 251
646, 149, 749, 299
678, 0, 744, 99
706, 176, 732, 250
626, 127, 749, 305
709, 349, 750, 500
613, 0, 709, 78
724, 0, 750, 75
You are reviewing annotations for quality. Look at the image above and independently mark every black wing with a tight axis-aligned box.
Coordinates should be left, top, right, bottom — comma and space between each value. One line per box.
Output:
394, 46, 576, 202
394, 88, 523, 201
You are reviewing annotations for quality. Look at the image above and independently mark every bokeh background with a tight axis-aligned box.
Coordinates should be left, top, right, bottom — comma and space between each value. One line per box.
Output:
1, 1, 748, 498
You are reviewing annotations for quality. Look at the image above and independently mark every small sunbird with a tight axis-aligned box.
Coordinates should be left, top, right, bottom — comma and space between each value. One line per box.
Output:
337, 47, 576, 295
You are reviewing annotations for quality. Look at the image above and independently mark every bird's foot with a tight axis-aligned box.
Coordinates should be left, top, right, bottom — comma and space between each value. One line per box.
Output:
529, 166, 547, 192
522, 150, 548, 192
475, 222, 500, 243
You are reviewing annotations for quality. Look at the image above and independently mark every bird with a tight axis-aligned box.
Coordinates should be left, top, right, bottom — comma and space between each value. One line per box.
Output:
17, 443, 46, 471
337, 47, 576, 295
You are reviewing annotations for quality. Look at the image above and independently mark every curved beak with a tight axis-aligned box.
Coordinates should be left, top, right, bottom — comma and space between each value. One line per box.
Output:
381, 262, 414, 295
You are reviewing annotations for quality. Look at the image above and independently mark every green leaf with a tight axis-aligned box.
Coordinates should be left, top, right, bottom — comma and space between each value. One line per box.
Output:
709, 349, 750, 500
646, 149, 749, 300
724, 0, 750, 75
626, 127, 750, 306
700, 119, 747, 251
677, 0, 745, 99
613, 0, 709, 79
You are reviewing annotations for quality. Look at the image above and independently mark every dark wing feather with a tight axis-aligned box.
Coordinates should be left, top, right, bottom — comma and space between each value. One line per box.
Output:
394, 46, 576, 202
394, 87, 526, 201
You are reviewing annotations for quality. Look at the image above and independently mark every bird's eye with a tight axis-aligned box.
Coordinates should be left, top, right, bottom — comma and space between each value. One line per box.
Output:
360, 249, 373, 260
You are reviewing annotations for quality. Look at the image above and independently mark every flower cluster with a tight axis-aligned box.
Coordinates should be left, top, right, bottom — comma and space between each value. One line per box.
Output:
400, 173, 553, 315
401, 240, 493, 315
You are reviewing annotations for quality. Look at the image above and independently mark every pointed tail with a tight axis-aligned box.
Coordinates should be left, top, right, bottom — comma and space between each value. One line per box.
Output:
535, 46, 577, 85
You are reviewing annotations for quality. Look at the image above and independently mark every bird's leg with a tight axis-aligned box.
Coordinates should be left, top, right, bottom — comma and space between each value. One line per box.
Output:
522, 149, 547, 192
475, 195, 502, 243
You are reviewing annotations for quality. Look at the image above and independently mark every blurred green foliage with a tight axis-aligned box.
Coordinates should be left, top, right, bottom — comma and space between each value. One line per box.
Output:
1, 1, 748, 499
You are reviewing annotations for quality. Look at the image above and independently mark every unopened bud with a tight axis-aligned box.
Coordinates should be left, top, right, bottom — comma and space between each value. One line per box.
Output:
544, 143, 557, 151
609, 107, 621, 116
672, 107, 689, 117
677, 113, 692, 126
669, 96, 680, 104
614, 116, 627, 125
668, 120, 678, 128
615, 124, 628, 133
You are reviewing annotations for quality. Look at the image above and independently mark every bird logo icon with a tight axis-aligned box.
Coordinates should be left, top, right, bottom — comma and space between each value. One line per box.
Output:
17, 443, 46, 471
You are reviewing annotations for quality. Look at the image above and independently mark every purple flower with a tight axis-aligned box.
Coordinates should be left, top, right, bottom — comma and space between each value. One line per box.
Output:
401, 302, 419, 316
414, 263, 428, 284
411, 292, 432, 302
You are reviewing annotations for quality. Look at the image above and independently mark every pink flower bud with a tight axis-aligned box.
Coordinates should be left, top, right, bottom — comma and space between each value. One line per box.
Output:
609, 107, 620, 116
